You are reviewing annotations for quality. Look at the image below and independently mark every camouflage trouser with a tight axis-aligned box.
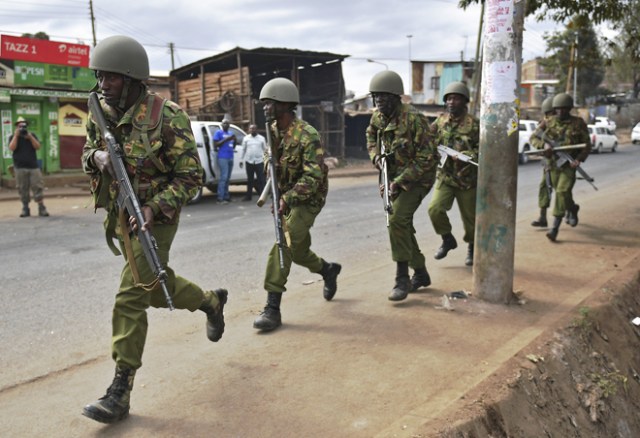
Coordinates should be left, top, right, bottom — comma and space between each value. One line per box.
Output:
428, 181, 476, 243
263, 203, 324, 293
537, 167, 551, 209
388, 185, 428, 269
549, 165, 576, 217
15, 167, 45, 205
113, 223, 216, 370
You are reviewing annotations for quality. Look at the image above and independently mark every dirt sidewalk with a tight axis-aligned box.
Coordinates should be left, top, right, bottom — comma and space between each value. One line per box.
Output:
0, 176, 638, 437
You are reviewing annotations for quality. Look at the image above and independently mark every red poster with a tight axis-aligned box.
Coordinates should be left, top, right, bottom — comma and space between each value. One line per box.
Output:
0, 35, 90, 67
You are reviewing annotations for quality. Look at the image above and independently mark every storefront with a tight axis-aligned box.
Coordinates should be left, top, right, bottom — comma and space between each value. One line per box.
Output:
0, 35, 92, 178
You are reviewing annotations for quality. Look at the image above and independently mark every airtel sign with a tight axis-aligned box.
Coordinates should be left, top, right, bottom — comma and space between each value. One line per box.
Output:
0, 35, 90, 67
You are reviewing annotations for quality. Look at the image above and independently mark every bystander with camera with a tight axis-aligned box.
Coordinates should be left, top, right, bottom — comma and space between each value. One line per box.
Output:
8, 117, 49, 217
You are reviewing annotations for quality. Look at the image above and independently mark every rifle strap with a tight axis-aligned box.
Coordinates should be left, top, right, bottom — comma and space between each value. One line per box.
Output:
131, 93, 167, 173
105, 209, 121, 256
118, 208, 161, 292
283, 217, 291, 248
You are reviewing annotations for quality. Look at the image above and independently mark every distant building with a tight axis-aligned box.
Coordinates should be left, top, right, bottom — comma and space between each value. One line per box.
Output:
520, 59, 558, 113
170, 47, 348, 157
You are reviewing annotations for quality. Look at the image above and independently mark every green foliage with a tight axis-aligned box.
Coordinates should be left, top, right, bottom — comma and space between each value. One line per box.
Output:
604, 0, 640, 98
571, 306, 593, 337
589, 371, 628, 398
21, 32, 50, 40
539, 16, 604, 104
458, 0, 630, 24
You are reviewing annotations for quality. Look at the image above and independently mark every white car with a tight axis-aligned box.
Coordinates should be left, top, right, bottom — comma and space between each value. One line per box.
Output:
518, 119, 538, 164
588, 124, 618, 153
632, 122, 640, 144
594, 116, 616, 132
190, 120, 248, 203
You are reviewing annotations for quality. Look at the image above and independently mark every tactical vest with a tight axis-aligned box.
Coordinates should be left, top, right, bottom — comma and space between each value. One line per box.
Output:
93, 92, 167, 255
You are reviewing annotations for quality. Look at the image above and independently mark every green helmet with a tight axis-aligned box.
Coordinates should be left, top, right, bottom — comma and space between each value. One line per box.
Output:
259, 77, 300, 104
90, 35, 149, 80
369, 70, 404, 95
443, 81, 470, 102
541, 96, 554, 114
552, 92, 573, 109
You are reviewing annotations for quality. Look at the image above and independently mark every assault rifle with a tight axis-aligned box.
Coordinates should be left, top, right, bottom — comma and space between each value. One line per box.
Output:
256, 121, 287, 269
379, 139, 394, 227
437, 145, 478, 167
532, 132, 598, 191
88, 92, 175, 310
524, 143, 587, 155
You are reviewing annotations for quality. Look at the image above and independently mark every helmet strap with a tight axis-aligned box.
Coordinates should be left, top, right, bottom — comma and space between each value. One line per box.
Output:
118, 76, 132, 111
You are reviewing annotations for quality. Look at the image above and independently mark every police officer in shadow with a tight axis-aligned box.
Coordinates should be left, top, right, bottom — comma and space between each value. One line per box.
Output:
428, 82, 480, 267
366, 70, 438, 301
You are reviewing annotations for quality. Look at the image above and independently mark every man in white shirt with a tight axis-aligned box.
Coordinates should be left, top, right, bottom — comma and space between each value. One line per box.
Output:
240, 124, 267, 201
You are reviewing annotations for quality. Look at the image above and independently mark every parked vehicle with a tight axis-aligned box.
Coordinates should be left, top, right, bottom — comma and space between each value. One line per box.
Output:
189, 120, 248, 203
594, 116, 616, 132
518, 119, 538, 164
632, 122, 640, 144
587, 124, 618, 153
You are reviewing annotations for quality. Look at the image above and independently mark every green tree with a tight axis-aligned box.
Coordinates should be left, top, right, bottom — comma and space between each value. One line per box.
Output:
605, 0, 640, 98
21, 32, 50, 40
540, 16, 604, 104
458, 0, 631, 24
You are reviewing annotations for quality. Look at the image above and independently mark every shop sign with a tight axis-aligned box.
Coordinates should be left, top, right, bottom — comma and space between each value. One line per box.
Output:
0, 35, 90, 67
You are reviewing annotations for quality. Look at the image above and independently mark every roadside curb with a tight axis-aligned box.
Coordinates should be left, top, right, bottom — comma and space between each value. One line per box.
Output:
0, 165, 377, 203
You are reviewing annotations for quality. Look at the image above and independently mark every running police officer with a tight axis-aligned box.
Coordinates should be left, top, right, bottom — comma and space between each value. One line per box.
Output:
81, 35, 227, 423
253, 77, 341, 332
428, 82, 480, 266
366, 70, 437, 301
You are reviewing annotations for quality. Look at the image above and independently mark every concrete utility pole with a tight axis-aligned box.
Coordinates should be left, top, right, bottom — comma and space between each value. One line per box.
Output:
473, 0, 525, 303
470, 0, 485, 117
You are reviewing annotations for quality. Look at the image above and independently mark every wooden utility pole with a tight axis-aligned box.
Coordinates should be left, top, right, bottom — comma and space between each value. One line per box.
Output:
89, 0, 97, 46
566, 40, 575, 94
473, 0, 525, 303
169, 42, 175, 70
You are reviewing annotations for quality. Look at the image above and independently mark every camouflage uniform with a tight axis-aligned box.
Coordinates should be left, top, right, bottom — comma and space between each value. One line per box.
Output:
533, 114, 555, 211
530, 115, 591, 218
263, 117, 330, 293
428, 111, 480, 244
366, 103, 437, 269
82, 89, 218, 370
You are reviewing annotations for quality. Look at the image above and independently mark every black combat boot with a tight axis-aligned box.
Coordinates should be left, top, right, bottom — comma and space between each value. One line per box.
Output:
531, 208, 547, 227
568, 204, 579, 227
546, 216, 563, 242
434, 233, 458, 260
465, 243, 474, 266
20, 203, 30, 218
199, 289, 228, 342
82, 367, 135, 424
38, 202, 49, 217
410, 267, 431, 292
253, 292, 282, 331
319, 260, 342, 301
389, 262, 411, 301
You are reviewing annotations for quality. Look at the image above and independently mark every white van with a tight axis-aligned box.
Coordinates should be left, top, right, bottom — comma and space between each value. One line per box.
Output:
189, 120, 248, 203
518, 119, 538, 164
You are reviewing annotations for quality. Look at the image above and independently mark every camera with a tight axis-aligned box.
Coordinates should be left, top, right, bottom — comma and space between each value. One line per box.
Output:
19, 125, 27, 136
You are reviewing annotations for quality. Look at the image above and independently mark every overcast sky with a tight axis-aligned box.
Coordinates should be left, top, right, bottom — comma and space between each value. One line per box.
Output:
0, 0, 586, 97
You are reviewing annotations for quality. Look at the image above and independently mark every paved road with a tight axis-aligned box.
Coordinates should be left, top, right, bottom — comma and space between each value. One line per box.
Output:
1, 146, 637, 387
0, 144, 639, 436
